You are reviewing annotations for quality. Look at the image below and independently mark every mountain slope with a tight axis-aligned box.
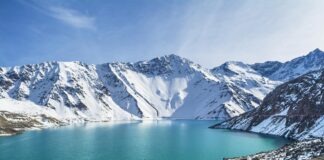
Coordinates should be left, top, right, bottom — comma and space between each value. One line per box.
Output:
0, 49, 323, 126
0, 61, 133, 122
109, 55, 278, 120
0, 55, 268, 123
211, 69, 324, 140
210, 48, 324, 119
212, 61, 280, 102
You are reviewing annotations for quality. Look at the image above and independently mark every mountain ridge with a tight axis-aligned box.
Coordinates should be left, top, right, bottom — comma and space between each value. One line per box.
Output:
0, 55, 254, 122
211, 68, 324, 140
0, 49, 323, 134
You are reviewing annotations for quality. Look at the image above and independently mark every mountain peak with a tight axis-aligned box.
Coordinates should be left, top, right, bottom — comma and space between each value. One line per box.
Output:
312, 48, 323, 53
307, 48, 324, 57
162, 54, 183, 59
212, 61, 252, 76
156, 54, 191, 64
288, 48, 324, 67
140, 54, 195, 67
113, 54, 201, 76
223, 61, 248, 67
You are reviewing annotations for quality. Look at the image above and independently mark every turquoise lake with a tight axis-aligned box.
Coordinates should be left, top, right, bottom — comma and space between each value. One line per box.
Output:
0, 120, 290, 160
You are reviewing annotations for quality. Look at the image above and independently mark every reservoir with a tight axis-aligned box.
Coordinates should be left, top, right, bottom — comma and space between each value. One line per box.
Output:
0, 120, 290, 160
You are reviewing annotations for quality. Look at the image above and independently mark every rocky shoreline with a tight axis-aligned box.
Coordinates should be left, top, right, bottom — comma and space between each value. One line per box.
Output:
0, 111, 63, 136
224, 138, 324, 160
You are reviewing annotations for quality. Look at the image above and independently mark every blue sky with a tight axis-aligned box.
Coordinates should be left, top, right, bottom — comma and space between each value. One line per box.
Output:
1, 0, 324, 68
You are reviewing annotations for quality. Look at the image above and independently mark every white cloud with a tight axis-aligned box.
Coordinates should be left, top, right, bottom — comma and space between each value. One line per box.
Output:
17, 0, 96, 30
49, 6, 96, 30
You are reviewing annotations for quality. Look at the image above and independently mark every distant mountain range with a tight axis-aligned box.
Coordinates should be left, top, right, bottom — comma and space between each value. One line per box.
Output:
0, 49, 324, 134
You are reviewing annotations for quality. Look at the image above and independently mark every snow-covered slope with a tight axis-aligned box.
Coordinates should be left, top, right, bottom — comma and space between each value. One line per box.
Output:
0, 61, 133, 122
0, 49, 323, 126
212, 61, 280, 102
109, 55, 274, 120
0, 54, 267, 123
210, 48, 324, 119
211, 69, 324, 140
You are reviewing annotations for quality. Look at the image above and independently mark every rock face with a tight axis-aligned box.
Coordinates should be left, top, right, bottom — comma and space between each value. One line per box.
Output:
0, 112, 61, 135
0, 99, 63, 135
0, 111, 62, 135
225, 138, 324, 160
211, 69, 324, 140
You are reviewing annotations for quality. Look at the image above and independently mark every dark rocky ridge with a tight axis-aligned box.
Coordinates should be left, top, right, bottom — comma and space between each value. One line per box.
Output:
251, 61, 283, 77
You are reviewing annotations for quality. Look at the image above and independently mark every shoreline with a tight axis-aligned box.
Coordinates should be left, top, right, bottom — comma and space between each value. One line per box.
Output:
209, 127, 323, 159
0, 118, 219, 136
1, 119, 306, 159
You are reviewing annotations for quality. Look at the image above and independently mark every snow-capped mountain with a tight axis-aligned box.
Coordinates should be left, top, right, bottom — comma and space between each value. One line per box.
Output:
211, 69, 324, 140
0, 49, 323, 129
0, 54, 266, 124
208, 48, 324, 118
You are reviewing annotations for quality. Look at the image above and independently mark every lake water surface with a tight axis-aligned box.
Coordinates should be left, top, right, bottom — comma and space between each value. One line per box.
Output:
0, 120, 290, 160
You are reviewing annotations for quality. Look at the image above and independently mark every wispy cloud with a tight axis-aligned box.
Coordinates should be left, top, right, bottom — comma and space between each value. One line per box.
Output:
18, 0, 96, 30
48, 6, 96, 30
